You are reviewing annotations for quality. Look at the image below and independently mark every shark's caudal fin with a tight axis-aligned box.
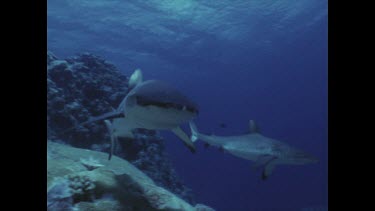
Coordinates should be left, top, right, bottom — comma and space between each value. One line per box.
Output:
128, 69, 143, 89
189, 121, 200, 142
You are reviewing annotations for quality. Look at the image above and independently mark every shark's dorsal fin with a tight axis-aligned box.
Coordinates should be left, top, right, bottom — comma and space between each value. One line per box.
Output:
129, 69, 143, 89
249, 120, 259, 133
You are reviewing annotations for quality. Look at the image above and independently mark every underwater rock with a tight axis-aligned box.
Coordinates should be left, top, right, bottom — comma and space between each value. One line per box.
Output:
47, 51, 194, 202
47, 141, 215, 211
74, 199, 124, 211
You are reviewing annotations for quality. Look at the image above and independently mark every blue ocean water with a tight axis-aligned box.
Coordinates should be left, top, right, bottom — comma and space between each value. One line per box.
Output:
48, 1, 327, 210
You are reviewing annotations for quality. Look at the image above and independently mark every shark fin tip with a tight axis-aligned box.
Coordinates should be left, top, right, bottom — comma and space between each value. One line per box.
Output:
129, 69, 143, 89
249, 120, 260, 133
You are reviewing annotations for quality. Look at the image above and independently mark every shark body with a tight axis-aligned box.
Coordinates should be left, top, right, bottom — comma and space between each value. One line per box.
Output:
71, 69, 198, 159
189, 120, 318, 180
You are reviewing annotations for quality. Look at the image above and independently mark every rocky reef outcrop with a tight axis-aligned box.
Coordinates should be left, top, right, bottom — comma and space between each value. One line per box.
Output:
47, 141, 215, 211
47, 51, 194, 203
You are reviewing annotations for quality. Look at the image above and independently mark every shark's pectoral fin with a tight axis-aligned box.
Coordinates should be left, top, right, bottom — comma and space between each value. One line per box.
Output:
171, 127, 196, 153
57, 111, 125, 136
85, 111, 125, 125
253, 155, 276, 171
104, 120, 118, 161
262, 160, 277, 181
253, 155, 278, 180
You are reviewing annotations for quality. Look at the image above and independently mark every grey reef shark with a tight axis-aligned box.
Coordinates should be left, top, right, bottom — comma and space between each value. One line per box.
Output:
66, 69, 199, 160
189, 120, 318, 180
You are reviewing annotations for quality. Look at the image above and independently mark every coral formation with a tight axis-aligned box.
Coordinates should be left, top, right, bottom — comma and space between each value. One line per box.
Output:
47, 141, 215, 211
66, 174, 96, 202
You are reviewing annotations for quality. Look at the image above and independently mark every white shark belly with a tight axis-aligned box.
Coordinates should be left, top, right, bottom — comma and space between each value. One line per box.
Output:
227, 149, 260, 161
112, 118, 137, 138
126, 105, 196, 130
223, 137, 275, 161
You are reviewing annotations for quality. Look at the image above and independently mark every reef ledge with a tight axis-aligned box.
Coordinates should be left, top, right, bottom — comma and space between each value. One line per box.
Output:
47, 141, 215, 211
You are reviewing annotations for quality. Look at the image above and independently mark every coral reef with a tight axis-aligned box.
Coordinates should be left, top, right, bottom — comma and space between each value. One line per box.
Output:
47, 51, 194, 203
66, 174, 96, 202
47, 51, 128, 144
47, 141, 215, 211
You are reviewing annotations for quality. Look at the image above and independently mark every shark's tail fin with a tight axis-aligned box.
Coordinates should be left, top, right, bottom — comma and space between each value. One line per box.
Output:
189, 121, 200, 142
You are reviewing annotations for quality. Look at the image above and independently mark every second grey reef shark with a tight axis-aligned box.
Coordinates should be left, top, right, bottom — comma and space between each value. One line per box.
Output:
72, 69, 199, 159
189, 120, 318, 180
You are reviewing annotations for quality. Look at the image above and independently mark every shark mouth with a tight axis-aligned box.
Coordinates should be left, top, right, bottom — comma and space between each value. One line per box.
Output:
136, 96, 199, 114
